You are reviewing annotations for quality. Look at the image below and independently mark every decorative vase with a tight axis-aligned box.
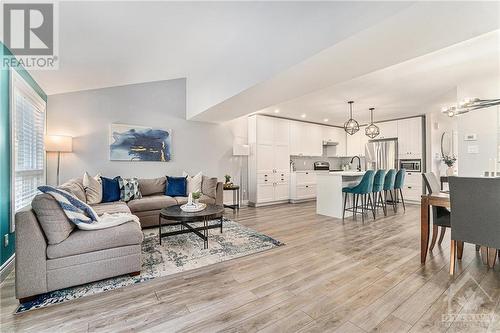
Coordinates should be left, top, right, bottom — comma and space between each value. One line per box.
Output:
446, 166, 455, 176
194, 198, 200, 205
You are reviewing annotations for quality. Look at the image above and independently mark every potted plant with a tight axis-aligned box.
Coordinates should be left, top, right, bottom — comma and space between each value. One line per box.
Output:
224, 174, 233, 188
192, 191, 201, 204
442, 155, 457, 176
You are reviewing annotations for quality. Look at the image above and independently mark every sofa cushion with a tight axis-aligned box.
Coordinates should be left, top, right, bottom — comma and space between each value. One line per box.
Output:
31, 194, 75, 245
199, 194, 216, 205
118, 177, 142, 202
202, 176, 218, 198
58, 178, 86, 202
83, 172, 102, 204
138, 177, 166, 196
91, 201, 131, 216
127, 195, 177, 213
166, 176, 187, 197
183, 171, 203, 193
101, 176, 121, 203
46, 221, 143, 259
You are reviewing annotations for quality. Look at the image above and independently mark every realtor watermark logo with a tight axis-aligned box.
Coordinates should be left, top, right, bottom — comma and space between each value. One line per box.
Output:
2, 1, 59, 69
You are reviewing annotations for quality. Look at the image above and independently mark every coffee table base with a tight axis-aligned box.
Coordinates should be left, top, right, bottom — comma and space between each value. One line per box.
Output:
159, 216, 223, 249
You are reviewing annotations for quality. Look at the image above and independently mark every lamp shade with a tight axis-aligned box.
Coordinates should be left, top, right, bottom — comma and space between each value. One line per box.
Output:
233, 143, 250, 156
45, 135, 73, 152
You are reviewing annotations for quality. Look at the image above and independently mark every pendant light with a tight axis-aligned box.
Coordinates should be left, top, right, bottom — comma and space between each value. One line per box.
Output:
343, 101, 359, 135
365, 107, 380, 139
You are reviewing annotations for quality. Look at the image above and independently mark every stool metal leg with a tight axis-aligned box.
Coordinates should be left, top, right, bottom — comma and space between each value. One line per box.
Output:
399, 188, 406, 212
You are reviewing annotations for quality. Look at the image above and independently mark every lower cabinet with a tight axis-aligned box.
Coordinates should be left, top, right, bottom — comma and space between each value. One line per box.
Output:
400, 171, 423, 202
256, 172, 289, 204
290, 171, 318, 202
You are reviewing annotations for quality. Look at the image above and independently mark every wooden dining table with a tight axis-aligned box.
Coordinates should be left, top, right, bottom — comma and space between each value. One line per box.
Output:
420, 192, 450, 263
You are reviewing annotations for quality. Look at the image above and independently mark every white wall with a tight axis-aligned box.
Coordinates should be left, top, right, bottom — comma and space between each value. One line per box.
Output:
46, 79, 246, 198
456, 77, 499, 177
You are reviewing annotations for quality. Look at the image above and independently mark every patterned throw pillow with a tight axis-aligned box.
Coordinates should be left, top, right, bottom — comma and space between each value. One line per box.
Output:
118, 178, 142, 202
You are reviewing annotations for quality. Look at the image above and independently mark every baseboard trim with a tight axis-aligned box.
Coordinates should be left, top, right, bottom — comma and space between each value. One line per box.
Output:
0, 254, 15, 283
248, 200, 290, 207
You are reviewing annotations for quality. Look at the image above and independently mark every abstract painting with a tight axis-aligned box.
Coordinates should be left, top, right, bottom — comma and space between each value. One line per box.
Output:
110, 124, 171, 161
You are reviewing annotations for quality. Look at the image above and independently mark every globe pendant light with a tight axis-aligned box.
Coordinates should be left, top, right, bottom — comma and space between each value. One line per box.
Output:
365, 107, 380, 139
343, 101, 359, 135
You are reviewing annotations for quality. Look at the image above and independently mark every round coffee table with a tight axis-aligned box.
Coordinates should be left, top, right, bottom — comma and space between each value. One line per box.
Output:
159, 204, 225, 249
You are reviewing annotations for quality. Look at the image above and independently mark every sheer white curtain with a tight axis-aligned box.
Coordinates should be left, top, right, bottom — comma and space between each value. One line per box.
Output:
11, 70, 46, 228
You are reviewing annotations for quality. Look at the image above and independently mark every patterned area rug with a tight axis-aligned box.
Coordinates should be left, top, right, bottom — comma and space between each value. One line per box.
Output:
16, 219, 283, 314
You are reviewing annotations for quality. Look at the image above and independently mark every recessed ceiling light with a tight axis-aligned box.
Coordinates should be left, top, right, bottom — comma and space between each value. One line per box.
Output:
323, 118, 329, 122
301, 114, 306, 118
274, 109, 280, 114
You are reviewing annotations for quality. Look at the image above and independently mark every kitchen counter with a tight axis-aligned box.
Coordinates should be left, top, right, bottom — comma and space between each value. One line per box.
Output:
316, 171, 365, 218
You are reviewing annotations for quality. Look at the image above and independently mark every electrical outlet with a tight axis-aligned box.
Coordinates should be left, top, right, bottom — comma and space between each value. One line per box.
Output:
4, 234, 9, 247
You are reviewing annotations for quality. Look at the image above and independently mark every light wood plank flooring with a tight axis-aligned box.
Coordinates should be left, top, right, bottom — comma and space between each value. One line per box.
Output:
1, 202, 499, 332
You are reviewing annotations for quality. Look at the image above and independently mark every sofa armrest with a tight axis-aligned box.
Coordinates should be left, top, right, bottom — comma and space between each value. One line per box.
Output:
15, 209, 48, 299
216, 182, 223, 206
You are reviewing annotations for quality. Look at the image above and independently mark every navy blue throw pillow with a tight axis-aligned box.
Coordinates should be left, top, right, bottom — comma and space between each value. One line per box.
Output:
101, 176, 121, 202
165, 176, 187, 197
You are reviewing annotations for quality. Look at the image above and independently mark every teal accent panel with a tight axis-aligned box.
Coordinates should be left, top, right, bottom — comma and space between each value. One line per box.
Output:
0, 42, 47, 267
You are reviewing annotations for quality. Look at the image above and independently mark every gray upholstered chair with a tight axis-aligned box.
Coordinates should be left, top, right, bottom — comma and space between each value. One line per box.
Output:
449, 177, 500, 274
422, 172, 450, 251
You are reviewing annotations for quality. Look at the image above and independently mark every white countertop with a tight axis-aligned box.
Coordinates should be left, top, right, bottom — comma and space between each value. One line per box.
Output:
317, 171, 366, 177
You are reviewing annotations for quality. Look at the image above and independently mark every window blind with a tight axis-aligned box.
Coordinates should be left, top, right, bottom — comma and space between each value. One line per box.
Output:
13, 78, 46, 212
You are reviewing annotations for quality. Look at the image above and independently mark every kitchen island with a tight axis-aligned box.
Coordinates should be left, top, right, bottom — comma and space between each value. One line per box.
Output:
316, 171, 365, 218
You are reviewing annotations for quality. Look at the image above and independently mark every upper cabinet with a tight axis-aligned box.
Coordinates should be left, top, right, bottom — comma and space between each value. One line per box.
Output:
377, 121, 398, 139
289, 121, 322, 156
397, 117, 422, 158
322, 126, 346, 157
346, 126, 367, 157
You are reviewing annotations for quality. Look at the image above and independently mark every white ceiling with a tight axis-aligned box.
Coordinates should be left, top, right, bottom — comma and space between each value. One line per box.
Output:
257, 30, 500, 126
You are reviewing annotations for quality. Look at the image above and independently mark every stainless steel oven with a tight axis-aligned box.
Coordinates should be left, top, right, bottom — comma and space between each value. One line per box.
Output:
399, 159, 421, 172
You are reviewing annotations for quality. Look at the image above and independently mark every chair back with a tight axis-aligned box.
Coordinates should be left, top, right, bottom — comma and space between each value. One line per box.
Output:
352, 170, 375, 194
394, 169, 406, 189
383, 169, 396, 190
449, 177, 500, 249
372, 170, 386, 192
422, 172, 441, 194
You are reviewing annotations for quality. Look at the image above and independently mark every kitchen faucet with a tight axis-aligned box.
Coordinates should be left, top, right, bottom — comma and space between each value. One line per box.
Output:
350, 156, 362, 171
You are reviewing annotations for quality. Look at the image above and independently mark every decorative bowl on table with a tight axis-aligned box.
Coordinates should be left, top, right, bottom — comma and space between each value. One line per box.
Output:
180, 203, 207, 213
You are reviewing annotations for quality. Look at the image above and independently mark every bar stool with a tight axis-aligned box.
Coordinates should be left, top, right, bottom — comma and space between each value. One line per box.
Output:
394, 169, 406, 212
342, 170, 376, 222
372, 169, 387, 217
383, 169, 397, 213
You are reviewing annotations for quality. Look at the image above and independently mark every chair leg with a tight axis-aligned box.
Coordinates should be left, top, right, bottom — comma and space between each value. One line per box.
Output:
481, 246, 489, 265
429, 225, 439, 251
389, 190, 397, 213
450, 240, 456, 275
361, 194, 365, 223
487, 248, 497, 268
353, 194, 358, 219
438, 227, 446, 245
373, 192, 378, 215
368, 194, 376, 220
399, 188, 406, 212
475, 244, 480, 251
380, 192, 387, 216
457, 241, 464, 260
342, 192, 347, 221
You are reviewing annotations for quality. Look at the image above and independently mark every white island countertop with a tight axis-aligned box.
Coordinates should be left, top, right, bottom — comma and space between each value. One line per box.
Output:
316, 171, 365, 218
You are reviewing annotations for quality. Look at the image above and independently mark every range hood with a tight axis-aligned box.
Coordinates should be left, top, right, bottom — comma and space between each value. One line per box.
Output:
322, 140, 339, 146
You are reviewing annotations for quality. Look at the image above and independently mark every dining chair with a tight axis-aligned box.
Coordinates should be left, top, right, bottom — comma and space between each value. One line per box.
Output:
422, 172, 451, 251
449, 177, 500, 274
342, 170, 376, 222
383, 169, 397, 213
394, 169, 406, 212
372, 169, 387, 216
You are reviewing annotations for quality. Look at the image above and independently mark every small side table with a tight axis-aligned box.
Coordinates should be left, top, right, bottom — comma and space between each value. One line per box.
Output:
223, 185, 240, 211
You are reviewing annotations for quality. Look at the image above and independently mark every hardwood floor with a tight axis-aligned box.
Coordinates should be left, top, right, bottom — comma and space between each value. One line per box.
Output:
1, 202, 499, 332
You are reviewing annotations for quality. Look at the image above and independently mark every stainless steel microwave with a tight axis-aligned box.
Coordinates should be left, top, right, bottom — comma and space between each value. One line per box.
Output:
400, 159, 421, 172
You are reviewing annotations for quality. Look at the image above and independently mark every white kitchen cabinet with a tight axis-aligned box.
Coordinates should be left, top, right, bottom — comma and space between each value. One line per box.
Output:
248, 115, 290, 206
290, 170, 318, 202
377, 121, 398, 139
322, 126, 346, 157
400, 171, 423, 202
346, 126, 367, 157
289, 121, 322, 156
397, 117, 423, 158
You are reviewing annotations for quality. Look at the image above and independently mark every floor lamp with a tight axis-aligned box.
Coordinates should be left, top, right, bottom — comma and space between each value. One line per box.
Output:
45, 135, 73, 185
233, 143, 250, 203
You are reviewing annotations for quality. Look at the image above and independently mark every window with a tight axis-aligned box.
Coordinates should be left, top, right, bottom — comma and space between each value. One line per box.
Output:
10, 70, 46, 225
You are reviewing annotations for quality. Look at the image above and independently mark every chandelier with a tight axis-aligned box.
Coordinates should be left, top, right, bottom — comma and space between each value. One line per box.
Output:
442, 98, 500, 117
343, 101, 359, 135
365, 107, 380, 139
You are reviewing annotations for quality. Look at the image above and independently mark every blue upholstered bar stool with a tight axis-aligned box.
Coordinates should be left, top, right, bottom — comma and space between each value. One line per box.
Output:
372, 169, 387, 217
394, 169, 406, 212
383, 169, 397, 213
342, 170, 376, 222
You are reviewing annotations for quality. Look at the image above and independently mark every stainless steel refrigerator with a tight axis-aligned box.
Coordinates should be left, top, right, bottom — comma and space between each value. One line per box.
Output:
365, 139, 398, 170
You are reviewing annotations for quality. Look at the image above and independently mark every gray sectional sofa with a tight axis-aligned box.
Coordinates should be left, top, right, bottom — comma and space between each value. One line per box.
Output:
15, 176, 223, 302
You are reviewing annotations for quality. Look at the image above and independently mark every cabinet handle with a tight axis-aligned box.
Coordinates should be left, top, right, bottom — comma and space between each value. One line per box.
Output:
306, 185, 309, 188
408, 186, 412, 189
264, 180, 267, 182
305, 172, 308, 175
